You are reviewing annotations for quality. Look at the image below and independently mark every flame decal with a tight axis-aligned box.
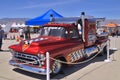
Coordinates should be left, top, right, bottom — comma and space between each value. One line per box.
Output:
22, 41, 30, 51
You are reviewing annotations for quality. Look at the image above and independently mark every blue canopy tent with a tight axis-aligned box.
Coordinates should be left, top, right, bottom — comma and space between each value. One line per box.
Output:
25, 9, 63, 25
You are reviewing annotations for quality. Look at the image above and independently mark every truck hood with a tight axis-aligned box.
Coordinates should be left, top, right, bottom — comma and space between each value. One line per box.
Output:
30, 36, 64, 46
9, 36, 77, 55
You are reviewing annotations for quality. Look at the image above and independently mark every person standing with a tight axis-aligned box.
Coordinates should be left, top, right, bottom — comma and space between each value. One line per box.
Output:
18, 28, 24, 40
0, 25, 4, 51
24, 27, 31, 40
116, 29, 119, 37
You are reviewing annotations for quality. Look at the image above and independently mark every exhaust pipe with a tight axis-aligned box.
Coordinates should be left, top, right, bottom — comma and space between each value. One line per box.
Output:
50, 14, 55, 22
81, 12, 85, 42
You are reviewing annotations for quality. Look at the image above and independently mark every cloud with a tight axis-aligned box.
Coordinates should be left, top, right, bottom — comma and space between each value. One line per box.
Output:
18, 0, 80, 9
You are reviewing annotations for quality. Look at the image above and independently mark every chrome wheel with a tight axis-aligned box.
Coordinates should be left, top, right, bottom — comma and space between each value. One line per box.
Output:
52, 60, 62, 74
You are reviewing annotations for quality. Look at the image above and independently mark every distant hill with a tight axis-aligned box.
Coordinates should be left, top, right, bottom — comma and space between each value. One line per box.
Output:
104, 19, 120, 24
0, 18, 120, 26
0, 18, 30, 24
99, 19, 120, 26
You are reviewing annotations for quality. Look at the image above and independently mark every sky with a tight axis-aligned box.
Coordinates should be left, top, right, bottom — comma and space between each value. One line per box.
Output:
0, 0, 120, 19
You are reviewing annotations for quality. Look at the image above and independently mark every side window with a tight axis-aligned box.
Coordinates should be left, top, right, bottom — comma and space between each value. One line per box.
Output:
69, 29, 79, 38
63, 30, 68, 38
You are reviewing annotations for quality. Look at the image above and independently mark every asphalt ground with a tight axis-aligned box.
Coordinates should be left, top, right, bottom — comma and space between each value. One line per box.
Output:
0, 36, 120, 80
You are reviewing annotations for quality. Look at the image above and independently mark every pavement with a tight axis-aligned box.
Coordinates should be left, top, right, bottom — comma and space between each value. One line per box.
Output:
0, 36, 120, 80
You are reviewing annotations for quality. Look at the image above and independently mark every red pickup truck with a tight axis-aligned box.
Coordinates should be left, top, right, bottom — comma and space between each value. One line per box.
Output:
9, 14, 108, 75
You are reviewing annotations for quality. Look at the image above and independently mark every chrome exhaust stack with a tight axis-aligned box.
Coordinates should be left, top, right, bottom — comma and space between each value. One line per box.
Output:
81, 12, 85, 42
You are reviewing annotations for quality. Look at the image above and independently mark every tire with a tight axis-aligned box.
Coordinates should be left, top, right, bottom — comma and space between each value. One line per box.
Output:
52, 60, 62, 74
103, 46, 107, 54
98, 45, 107, 56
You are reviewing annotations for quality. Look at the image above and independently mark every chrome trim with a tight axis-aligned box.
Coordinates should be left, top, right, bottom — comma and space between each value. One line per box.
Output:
85, 46, 98, 57
9, 60, 51, 75
14, 52, 41, 66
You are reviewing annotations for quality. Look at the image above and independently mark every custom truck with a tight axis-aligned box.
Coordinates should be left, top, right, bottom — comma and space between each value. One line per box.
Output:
9, 12, 108, 75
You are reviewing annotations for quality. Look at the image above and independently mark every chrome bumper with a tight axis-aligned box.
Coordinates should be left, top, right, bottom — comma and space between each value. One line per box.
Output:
9, 60, 51, 75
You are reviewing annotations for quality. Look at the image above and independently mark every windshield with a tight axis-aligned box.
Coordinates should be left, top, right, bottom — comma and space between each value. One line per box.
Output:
39, 27, 68, 38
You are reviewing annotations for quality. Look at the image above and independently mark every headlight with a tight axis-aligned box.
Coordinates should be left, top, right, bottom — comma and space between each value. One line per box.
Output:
37, 54, 45, 61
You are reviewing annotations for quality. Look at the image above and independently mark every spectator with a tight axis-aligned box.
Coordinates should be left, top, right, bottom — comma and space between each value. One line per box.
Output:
112, 29, 116, 37
18, 28, 24, 40
116, 29, 119, 37
24, 27, 31, 40
4, 32, 7, 40
9, 28, 14, 40
0, 25, 4, 51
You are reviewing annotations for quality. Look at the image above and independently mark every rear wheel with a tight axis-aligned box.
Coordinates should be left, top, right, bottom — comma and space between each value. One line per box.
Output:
103, 46, 107, 54
99, 46, 107, 56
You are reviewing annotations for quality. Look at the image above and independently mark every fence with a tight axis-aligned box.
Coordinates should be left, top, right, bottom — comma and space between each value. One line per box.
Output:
45, 40, 111, 80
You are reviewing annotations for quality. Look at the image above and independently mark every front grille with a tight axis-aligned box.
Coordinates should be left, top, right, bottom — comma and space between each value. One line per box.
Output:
14, 52, 40, 66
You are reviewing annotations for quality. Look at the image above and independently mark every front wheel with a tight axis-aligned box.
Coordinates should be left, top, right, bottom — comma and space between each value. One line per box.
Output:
52, 60, 62, 74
